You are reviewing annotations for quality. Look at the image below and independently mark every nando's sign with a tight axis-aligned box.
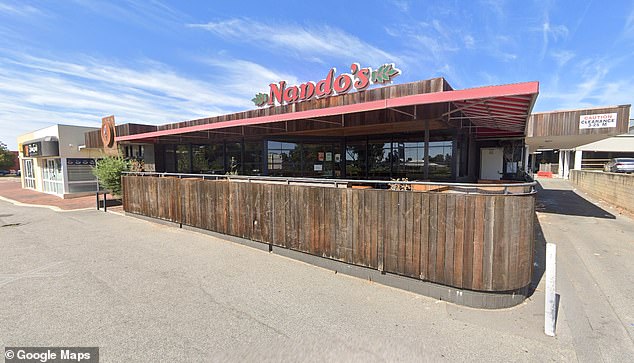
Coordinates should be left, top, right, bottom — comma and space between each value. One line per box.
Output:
252, 63, 401, 107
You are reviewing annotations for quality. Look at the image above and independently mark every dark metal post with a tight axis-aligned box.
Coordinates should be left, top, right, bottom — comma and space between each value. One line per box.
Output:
103, 193, 107, 212
424, 120, 430, 180
96, 192, 100, 210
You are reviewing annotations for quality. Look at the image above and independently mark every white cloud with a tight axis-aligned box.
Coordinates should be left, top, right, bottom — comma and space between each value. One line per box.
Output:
625, 8, 634, 37
0, 52, 291, 149
550, 50, 575, 67
390, 0, 410, 13
0, 2, 41, 16
187, 18, 399, 67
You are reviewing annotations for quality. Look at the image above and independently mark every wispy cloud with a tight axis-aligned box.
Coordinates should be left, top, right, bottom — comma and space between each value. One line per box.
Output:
0, 52, 288, 149
536, 14, 569, 60
187, 18, 399, 66
550, 50, 575, 67
70, 0, 188, 31
0, 2, 41, 17
625, 8, 634, 37
390, 0, 410, 13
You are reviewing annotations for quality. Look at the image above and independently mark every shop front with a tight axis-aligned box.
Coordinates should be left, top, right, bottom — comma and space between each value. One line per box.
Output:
17, 125, 107, 198
86, 66, 541, 307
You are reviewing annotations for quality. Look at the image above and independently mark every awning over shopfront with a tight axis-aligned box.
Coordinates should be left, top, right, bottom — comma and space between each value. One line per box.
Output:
575, 134, 634, 152
115, 79, 539, 144
20, 136, 59, 157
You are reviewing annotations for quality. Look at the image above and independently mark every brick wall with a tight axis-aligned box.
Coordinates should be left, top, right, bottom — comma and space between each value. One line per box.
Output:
570, 170, 634, 214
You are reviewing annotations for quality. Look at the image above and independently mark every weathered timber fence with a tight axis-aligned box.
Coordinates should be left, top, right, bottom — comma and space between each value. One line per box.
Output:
122, 175, 535, 293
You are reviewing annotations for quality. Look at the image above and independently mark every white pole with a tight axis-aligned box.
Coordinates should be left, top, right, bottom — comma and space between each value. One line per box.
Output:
545, 243, 557, 336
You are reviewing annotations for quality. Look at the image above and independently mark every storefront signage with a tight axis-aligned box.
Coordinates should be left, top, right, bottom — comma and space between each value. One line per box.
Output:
101, 115, 116, 148
23, 142, 41, 157
579, 113, 617, 129
252, 63, 401, 107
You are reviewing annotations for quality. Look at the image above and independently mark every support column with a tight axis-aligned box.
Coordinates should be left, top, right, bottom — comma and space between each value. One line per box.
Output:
424, 120, 430, 180
574, 150, 583, 170
558, 150, 564, 178
563, 150, 570, 179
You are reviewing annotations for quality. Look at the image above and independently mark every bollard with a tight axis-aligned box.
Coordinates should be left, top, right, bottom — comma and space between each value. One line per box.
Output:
96, 192, 100, 210
545, 243, 557, 336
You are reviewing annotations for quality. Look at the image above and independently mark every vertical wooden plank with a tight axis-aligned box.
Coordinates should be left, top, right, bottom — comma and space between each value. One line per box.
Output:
453, 194, 466, 288
482, 195, 496, 290
344, 188, 354, 263
493, 196, 510, 290
386, 191, 400, 273
419, 193, 430, 280
462, 195, 475, 289
435, 193, 447, 283
377, 190, 385, 272
427, 193, 438, 282
472, 195, 485, 290
444, 194, 456, 285
404, 191, 415, 277
507, 196, 520, 289
365, 190, 375, 267
272, 184, 284, 247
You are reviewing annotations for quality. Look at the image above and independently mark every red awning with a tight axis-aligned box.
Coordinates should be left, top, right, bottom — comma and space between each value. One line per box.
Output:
116, 81, 539, 142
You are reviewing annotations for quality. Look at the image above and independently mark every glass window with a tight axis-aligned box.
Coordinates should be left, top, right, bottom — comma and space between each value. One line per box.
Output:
394, 141, 425, 180
225, 142, 242, 174
267, 141, 301, 177
429, 141, 453, 180
176, 145, 190, 173
367, 141, 392, 179
244, 141, 263, 175
192, 144, 224, 174
345, 141, 366, 178
164, 145, 176, 173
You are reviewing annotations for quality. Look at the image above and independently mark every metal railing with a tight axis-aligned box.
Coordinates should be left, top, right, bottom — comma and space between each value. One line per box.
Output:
122, 171, 536, 195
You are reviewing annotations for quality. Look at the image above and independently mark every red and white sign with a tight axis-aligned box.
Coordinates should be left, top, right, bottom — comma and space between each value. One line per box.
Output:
252, 63, 401, 107
579, 113, 617, 129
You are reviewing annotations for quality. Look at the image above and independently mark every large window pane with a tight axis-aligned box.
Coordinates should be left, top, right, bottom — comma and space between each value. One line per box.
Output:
192, 144, 224, 174
345, 141, 366, 178
267, 141, 301, 177
244, 141, 263, 175
225, 142, 241, 174
176, 145, 190, 173
367, 141, 392, 179
429, 141, 452, 180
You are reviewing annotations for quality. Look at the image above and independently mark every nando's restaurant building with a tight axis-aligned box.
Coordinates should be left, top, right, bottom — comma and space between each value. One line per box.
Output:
87, 64, 540, 308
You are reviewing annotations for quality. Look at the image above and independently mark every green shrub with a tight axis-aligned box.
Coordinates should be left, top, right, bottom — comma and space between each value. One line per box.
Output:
93, 156, 130, 196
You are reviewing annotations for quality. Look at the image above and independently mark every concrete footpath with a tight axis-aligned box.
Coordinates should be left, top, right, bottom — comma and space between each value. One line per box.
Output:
535, 178, 634, 362
0, 196, 577, 361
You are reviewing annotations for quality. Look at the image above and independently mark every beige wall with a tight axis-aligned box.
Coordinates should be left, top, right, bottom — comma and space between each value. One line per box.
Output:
570, 170, 634, 214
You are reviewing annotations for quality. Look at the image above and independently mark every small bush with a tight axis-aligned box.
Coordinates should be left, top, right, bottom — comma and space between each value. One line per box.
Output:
93, 156, 130, 196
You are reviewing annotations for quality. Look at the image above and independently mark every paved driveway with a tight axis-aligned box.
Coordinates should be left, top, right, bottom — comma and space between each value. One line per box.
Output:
0, 198, 578, 361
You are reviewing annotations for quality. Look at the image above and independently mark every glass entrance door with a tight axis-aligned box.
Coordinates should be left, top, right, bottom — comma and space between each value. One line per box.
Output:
23, 159, 35, 189
42, 158, 63, 194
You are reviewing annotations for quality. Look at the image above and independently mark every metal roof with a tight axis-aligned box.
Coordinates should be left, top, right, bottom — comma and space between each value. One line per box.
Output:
116, 81, 539, 142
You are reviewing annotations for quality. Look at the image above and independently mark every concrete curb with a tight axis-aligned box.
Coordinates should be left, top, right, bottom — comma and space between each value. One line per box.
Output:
0, 195, 95, 213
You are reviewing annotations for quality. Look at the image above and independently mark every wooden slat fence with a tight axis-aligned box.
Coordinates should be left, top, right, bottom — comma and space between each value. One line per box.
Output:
123, 176, 535, 292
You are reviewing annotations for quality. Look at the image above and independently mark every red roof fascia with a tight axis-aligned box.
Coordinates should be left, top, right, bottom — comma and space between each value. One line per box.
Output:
116, 81, 539, 142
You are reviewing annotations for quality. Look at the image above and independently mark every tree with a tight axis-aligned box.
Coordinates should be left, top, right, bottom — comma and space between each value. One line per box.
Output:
92, 156, 130, 196
0, 141, 15, 170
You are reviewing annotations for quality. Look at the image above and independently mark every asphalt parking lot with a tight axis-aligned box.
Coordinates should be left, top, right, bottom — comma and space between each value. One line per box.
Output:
0, 196, 580, 362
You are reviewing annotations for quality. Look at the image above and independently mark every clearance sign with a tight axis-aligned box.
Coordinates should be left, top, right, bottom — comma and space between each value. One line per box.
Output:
579, 113, 617, 129
252, 63, 401, 107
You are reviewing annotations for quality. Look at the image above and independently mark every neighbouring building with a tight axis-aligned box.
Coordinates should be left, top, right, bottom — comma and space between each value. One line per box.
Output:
17, 124, 107, 198
525, 105, 632, 177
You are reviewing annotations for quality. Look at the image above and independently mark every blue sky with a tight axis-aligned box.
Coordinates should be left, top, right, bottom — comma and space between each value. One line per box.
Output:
1, 0, 633, 149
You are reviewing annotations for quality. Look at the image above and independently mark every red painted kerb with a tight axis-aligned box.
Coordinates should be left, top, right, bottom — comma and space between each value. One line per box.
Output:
116, 81, 539, 142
